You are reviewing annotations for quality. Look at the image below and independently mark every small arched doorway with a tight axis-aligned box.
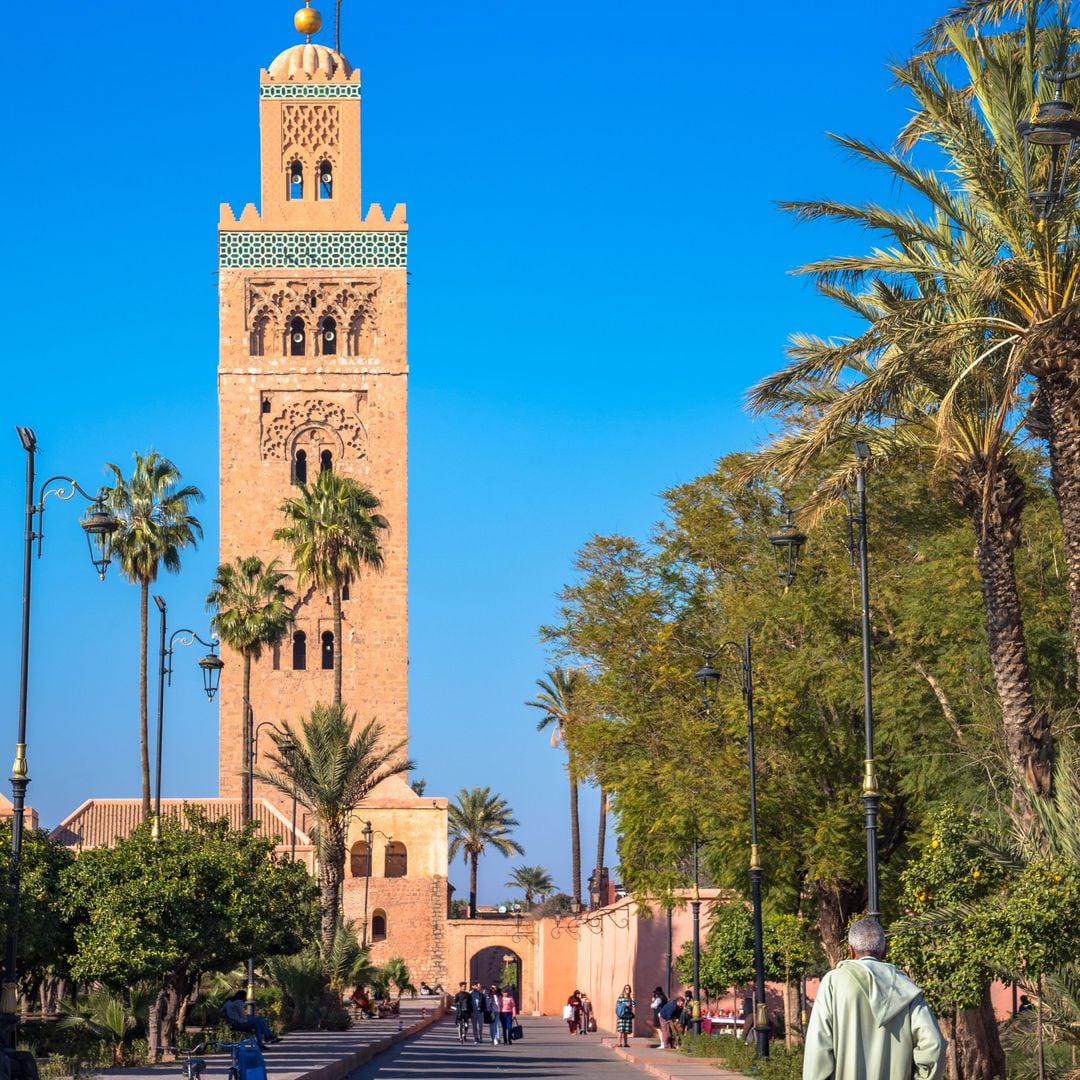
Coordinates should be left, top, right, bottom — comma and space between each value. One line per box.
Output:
470, 946, 521, 1004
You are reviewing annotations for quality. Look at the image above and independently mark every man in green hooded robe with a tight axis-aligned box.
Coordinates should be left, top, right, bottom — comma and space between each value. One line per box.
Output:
803, 917, 945, 1080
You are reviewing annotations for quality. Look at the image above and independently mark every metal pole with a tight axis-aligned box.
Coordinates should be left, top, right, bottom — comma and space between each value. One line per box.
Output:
361, 821, 372, 948
152, 598, 167, 842
291, 791, 297, 860
691, 837, 701, 1035
246, 702, 256, 1018
666, 908, 672, 997
1, 431, 36, 1047
855, 472, 880, 920
745, 633, 769, 1059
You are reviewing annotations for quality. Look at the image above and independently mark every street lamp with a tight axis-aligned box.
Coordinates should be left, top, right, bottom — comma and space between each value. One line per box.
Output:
244, 712, 294, 1016
1019, 68, 1080, 218
150, 595, 223, 842
3, 426, 119, 1049
767, 506, 806, 589
359, 819, 392, 948
688, 835, 711, 1035
769, 445, 880, 920
696, 632, 769, 1059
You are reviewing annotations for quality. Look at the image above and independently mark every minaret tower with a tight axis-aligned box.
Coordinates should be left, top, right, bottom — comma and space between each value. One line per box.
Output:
217, 4, 409, 799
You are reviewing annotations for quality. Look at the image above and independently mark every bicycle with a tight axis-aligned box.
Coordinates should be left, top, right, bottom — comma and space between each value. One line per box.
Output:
174, 1039, 267, 1080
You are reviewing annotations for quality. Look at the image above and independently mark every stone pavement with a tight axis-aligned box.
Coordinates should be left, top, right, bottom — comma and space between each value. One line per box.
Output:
94, 1000, 445, 1080
600, 1033, 746, 1080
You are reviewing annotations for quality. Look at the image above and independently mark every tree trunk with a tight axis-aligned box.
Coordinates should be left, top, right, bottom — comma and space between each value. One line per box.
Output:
593, 786, 606, 909
1041, 371, 1080, 681
332, 584, 343, 707
956, 461, 1051, 803
814, 881, 863, 966
242, 653, 252, 817
318, 849, 342, 958
148, 984, 165, 1061
938, 989, 1006, 1080
140, 581, 151, 819
469, 852, 478, 918
569, 776, 581, 907
159, 971, 188, 1052
783, 970, 802, 1048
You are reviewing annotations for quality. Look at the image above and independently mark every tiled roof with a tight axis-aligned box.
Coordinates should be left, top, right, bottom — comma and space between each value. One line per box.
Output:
50, 798, 311, 850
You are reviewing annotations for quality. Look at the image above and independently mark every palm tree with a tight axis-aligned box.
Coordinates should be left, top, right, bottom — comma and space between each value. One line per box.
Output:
206, 556, 295, 812
275, 470, 389, 706
526, 667, 587, 907
505, 865, 555, 910
104, 451, 203, 818
255, 703, 412, 960
448, 787, 524, 918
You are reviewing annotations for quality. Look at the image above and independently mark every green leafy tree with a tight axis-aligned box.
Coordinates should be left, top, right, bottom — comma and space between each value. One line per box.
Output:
104, 450, 203, 818
380, 957, 416, 1000
526, 667, 587, 907
765, 913, 821, 1047
505, 865, 555, 910
206, 555, 295, 811
254, 703, 412, 960
675, 901, 754, 998
275, 471, 389, 706
60, 809, 315, 1059
325, 918, 374, 994
448, 787, 524, 918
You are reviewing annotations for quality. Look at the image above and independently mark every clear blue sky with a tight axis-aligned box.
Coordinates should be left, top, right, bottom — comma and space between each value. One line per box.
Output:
5, 0, 948, 904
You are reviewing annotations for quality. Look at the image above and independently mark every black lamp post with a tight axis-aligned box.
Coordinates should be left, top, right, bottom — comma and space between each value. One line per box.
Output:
1019, 68, 1080, 218
150, 595, 223, 842
767, 507, 806, 589
359, 819, 392, 948
3, 426, 119, 1049
696, 633, 769, 1058
688, 836, 710, 1035
769, 447, 880, 920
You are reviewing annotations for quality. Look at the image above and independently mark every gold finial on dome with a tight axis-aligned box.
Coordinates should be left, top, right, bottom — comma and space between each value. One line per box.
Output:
294, 3, 322, 41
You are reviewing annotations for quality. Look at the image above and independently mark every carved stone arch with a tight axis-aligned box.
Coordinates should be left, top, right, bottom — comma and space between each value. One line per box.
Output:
249, 303, 277, 357
315, 305, 343, 356
347, 306, 375, 357
286, 422, 345, 463
262, 398, 367, 460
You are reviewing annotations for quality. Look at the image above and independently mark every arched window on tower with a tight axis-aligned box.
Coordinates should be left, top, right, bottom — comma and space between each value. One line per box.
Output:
350, 840, 371, 877
250, 312, 269, 356
288, 161, 304, 200
320, 449, 333, 473
292, 630, 307, 671
320, 316, 337, 355
289, 316, 306, 356
371, 909, 387, 942
293, 449, 307, 484
318, 160, 333, 200
321, 630, 334, 670
384, 842, 408, 878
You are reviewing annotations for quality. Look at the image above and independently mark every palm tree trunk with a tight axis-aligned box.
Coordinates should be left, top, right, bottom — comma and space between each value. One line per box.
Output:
959, 465, 1051, 804
1040, 372, 1080, 680
333, 584, 343, 707
318, 843, 343, 958
469, 852, 479, 918
242, 653, 252, 815
593, 786, 607, 908
570, 776, 581, 907
140, 581, 151, 818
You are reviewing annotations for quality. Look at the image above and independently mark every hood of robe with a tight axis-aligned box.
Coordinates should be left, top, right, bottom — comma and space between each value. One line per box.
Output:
838, 958, 924, 1025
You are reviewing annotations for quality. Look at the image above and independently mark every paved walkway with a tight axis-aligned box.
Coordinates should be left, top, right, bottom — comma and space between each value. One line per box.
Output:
344, 1014, 658, 1079
600, 1034, 745, 1080
96, 1001, 445, 1080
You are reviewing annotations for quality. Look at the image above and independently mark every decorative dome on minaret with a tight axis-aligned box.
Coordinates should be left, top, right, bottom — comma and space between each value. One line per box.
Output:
268, 4, 352, 81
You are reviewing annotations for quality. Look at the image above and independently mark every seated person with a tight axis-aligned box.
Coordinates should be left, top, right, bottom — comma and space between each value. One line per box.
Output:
222, 991, 279, 1047
350, 986, 375, 1017
419, 981, 433, 996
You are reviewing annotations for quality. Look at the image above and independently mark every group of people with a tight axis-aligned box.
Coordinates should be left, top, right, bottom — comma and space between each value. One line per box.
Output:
451, 980, 518, 1045
562, 989, 595, 1034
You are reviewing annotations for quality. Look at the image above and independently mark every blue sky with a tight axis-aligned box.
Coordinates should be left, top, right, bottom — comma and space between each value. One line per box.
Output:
6, 0, 949, 904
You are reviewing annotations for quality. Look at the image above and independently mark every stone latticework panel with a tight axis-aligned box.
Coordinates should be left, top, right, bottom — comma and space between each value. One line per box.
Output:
282, 103, 340, 157
261, 396, 366, 460
220, 230, 408, 269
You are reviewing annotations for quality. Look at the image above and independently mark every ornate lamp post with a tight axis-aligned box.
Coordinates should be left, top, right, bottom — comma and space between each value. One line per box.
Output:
1019, 68, 1080, 218
359, 819, 392, 948
769, 446, 880, 919
696, 633, 769, 1058
3, 426, 119, 1049
150, 595, 223, 842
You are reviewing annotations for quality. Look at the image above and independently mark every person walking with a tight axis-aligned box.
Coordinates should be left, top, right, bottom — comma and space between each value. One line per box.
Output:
615, 984, 635, 1048
498, 987, 518, 1045
565, 989, 583, 1034
580, 992, 594, 1034
468, 980, 486, 1044
485, 984, 502, 1044
451, 982, 472, 1044
650, 986, 668, 1043
803, 918, 946, 1080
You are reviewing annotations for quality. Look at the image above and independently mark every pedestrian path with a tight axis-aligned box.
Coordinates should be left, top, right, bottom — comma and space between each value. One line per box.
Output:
600, 1034, 746, 1080
344, 1013, 657, 1079
95, 1001, 445, 1080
